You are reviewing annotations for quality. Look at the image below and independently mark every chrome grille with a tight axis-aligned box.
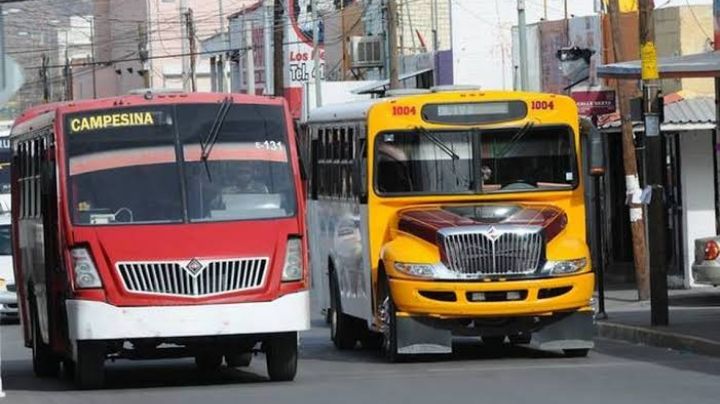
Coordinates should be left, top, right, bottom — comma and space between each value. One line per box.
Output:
440, 226, 544, 277
117, 258, 268, 297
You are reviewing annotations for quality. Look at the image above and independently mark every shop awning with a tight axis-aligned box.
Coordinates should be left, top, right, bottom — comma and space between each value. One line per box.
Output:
351, 68, 434, 94
597, 51, 720, 79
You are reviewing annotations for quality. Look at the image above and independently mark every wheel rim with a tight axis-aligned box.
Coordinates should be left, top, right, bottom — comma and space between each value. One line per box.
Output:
378, 297, 391, 353
331, 309, 338, 340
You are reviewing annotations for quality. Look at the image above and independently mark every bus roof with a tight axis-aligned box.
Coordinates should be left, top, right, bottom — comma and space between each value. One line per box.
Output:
306, 99, 382, 123
12, 92, 288, 128
306, 90, 574, 124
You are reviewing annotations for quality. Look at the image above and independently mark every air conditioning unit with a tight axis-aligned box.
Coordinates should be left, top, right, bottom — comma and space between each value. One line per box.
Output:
350, 36, 384, 69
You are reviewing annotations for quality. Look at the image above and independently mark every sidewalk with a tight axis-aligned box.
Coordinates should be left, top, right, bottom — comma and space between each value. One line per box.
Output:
595, 288, 720, 357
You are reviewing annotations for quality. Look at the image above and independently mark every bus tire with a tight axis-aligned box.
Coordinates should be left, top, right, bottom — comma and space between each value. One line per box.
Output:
225, 352, 252, 368
195, 352, 223, 371
30, 302, 60, 378
329, 271, 358, 350
563, 349, 590, 358
74, 341, 105, 390
378, 276, 400, 363
361, 332, 383, 350
266, 332, 298, 382
482, 335, 506, 349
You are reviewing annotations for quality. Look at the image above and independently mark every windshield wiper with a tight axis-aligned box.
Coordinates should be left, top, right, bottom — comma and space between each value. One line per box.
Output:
200, 96, 233, 179
415, 126, 460, 160
496, 121, 534, 158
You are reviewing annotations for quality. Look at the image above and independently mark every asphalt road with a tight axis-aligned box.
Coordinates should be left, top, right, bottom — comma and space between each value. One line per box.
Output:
2, 319, 720, 404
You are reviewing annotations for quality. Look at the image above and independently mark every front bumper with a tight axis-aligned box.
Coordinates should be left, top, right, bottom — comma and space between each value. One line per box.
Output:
389, 272, 594, 317
0, 291, 18, 318
692, 263, 720, 285
66, 290, 310, 341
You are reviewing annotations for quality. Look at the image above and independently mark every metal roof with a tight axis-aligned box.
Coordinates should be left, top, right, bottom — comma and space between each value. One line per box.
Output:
600, 96, 716, 131
665, 97, 715, 125
597, 51, 720, 79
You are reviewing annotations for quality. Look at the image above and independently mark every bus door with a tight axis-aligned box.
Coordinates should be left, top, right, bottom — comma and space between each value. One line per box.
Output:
39, 134, 66, 350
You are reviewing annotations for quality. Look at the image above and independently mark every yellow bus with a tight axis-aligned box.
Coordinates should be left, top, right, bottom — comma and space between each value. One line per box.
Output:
303, 88, 603, 361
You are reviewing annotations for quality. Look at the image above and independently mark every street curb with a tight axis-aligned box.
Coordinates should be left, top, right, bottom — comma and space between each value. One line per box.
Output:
596, 321, 720, 358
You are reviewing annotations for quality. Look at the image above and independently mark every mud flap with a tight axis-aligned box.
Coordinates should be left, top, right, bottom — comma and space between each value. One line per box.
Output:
396, 315, 452, 355
529, 311, 595, 351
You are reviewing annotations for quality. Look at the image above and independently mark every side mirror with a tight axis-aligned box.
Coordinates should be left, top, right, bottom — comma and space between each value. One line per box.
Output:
580, 118, 606, 177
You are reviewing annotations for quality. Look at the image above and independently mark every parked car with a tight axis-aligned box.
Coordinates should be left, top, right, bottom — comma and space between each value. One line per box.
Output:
0, 214, 17, 321
693, 236, 720, 286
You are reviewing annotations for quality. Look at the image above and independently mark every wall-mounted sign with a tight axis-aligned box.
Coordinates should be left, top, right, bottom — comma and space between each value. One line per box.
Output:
572, 90, 616, 117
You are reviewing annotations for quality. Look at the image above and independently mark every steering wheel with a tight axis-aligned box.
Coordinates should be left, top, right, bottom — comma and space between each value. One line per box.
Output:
114, 207, 135, 223
500, 180, 538, 190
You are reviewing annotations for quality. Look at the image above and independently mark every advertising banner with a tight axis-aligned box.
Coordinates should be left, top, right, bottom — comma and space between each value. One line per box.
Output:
571, 90, 617, 117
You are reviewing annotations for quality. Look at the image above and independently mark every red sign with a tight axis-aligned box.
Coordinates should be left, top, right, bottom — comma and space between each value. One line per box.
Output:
571, 90, 616, 117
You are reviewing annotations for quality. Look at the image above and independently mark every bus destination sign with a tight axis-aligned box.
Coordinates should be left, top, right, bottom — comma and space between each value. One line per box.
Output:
68, 111, 168, 134
422, 101, 527, 125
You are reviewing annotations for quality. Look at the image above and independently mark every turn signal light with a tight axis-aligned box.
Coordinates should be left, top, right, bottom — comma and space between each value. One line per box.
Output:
704, 240, 720, 261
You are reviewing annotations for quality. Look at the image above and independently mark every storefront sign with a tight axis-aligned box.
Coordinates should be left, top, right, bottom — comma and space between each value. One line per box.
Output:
572, 90, 616, 117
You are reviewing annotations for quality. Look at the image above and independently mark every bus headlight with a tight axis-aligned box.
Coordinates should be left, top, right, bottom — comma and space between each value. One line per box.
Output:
542, 258, 587, 276
394, 262, 438, 278
71, 248, 102, 289
282, 237, 303, 282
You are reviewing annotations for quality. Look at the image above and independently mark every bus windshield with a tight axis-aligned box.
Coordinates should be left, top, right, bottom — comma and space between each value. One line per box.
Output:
66, 104, 296, 225
374, 126, 577, 196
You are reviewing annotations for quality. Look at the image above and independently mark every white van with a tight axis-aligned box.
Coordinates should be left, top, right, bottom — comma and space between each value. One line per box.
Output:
0, 213, 17, 321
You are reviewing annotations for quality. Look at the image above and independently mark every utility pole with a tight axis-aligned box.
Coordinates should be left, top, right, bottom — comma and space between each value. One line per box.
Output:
341, 0, 346, 80
64, 30, 73, 101
431, 0, 439, 51
0, 6, 5, 91
245, 19, 256, 95
218, 0, 228, 92
564, 0, 569, 44
186, 8, 197, 92
264, 0, 274, 94
608, 0, 650, 300
40, 54, 49, 103
639, 0, 668, 325
179, 0, 190, 91
517, 0, 529, 91
90, 17, 97, 99
273, 0, 284, 96
543, 0, 548, 20
387, 0, 400, 89
138, 22, 151, 89
312, 0, 322, 107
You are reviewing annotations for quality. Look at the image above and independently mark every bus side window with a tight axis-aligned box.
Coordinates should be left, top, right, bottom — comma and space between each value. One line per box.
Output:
310, 129, 319, 201
353, 135, 368, 204
315, 129, 327, 196
332, 128, 340, 198
346, 127, 355, 200
339, 127, 347, 199
21, 142, 28, 219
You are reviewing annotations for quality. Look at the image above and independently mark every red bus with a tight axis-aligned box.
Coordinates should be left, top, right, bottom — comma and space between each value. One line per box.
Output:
10, 92, 309, 388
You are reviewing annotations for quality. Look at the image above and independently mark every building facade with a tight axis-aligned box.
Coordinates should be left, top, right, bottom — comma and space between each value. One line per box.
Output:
73, 0, 249, 99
